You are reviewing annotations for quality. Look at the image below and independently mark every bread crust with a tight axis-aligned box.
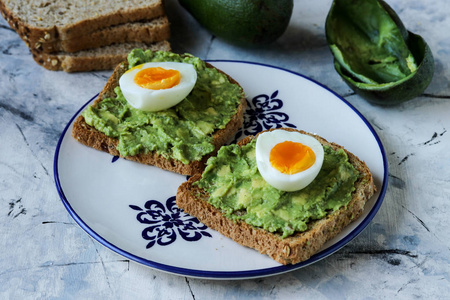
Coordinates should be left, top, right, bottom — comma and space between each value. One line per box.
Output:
0, 0, 165, 43
72, 60, 247, 175
176, 128, 376, 265
29, 16, 170, 54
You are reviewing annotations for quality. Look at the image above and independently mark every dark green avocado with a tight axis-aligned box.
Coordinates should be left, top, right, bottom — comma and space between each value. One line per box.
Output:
179, 0, 293, 47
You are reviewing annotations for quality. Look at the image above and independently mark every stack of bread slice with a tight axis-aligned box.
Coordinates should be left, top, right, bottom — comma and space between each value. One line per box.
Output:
0, 0, 171, 72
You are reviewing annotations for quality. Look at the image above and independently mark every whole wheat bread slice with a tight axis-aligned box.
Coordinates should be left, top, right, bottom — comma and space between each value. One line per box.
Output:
31, 40, 171, 72
30, 16, 170, 54
176, 128, 376, 265
0, 0, 165, 42
72, 58, 247, 175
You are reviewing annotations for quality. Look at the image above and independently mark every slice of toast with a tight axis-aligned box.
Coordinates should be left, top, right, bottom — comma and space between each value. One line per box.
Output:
0, 0, 165, 43
72, 56, 247, 175
176, 128, 376, 265
30, 16, 170, 54
31, 40, 171, 72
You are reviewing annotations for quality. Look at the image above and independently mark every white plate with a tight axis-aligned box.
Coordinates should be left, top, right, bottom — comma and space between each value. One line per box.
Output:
54, 61, 388, 280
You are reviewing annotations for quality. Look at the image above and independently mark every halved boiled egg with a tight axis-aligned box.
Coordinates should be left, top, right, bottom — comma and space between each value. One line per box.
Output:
119, 62, 197, 111
255, 130, 324, 192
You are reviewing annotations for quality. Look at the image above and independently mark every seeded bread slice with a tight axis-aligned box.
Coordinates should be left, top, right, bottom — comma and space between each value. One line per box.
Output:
31, 40, 171, 72
0, 0, 165, 42
30, 16, 170, 54
72, 59, 247, 175
176, 128, 376, 265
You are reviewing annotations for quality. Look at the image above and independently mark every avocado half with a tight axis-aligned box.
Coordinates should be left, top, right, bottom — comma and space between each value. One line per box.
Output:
325, 0, 434, 105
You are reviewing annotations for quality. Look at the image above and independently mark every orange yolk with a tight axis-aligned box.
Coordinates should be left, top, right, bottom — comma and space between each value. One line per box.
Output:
134, 67, 181, 90
269, 141, 316, 175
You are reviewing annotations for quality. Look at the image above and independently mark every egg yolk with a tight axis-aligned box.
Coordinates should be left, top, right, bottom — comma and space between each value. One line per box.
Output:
134, 67, 181, 90
269, 141, 316, 175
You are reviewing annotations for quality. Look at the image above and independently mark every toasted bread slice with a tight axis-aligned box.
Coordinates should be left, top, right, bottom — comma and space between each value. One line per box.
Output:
176, 128, 376, 265
31, 40, 171, 72
72, 57, 246, 175
30, 16, 170, 54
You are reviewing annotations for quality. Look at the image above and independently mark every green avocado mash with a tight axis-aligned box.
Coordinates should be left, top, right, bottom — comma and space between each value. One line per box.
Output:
195, 139, 359, 238
82, 49, 243, 164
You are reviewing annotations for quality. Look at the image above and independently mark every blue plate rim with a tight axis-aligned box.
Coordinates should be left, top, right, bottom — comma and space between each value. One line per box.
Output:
53, 60, 388, 280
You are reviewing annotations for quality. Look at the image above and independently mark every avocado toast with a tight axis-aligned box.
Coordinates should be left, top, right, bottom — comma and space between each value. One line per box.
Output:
72, 50, 246, 175
176, 128, 376, 265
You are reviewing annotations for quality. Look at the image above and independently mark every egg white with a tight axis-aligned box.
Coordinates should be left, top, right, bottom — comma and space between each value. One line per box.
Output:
119, 62, 197, 112
255, 130, 324, 192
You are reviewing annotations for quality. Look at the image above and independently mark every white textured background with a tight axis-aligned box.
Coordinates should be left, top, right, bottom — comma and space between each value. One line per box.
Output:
1, 0, 449, 299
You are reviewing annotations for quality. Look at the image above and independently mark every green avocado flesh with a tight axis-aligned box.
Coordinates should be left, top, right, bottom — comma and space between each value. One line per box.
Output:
195, 139, 360, 238
327, 0, 417, 85
82, 50, 243, 164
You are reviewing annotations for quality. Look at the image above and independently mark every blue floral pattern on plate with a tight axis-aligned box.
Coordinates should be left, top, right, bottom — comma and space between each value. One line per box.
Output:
130, 196, 212, 248
233, 90, 296, 142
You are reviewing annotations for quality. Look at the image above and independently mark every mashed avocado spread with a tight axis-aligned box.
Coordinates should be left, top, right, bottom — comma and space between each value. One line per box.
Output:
82, 50, 243, 164
195, 139, 359, 238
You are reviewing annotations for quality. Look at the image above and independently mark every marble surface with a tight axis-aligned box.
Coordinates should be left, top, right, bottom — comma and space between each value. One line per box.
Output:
1, 0, 449, 298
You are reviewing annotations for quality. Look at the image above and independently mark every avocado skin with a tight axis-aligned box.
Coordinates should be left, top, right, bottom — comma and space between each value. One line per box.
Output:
336, 32, 434, 106
326, 0, 434, 106
179, 0, 293, 46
